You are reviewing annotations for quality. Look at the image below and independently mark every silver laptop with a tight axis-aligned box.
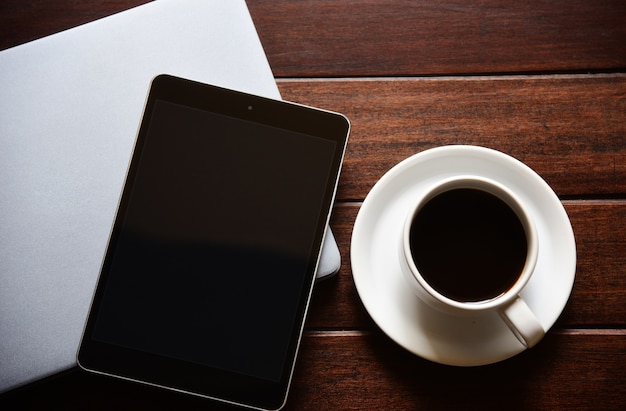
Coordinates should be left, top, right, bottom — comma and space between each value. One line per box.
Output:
0, 0, 340, 393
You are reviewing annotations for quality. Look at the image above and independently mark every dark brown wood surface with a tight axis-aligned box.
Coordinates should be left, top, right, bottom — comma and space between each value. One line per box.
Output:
277, 76, 626, 199
1, 1, 625, 410
250, 0, 626, 77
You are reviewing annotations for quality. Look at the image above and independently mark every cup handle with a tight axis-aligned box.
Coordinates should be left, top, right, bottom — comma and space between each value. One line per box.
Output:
499, 296, 545, 348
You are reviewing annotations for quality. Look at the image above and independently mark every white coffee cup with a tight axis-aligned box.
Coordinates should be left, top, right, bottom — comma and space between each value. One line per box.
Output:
399, 175, 544, 348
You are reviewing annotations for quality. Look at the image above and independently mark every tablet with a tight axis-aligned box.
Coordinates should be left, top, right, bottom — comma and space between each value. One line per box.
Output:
77, 74, 349, 410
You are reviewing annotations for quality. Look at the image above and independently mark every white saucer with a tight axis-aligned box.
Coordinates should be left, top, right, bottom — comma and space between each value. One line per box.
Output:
351, 145, 576, 366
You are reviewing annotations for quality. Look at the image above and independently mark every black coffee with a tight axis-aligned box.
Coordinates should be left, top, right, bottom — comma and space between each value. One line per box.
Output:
409, 188, 527, 302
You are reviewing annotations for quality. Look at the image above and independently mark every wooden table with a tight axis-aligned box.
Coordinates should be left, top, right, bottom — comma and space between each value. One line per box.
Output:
1, 1, 625, 409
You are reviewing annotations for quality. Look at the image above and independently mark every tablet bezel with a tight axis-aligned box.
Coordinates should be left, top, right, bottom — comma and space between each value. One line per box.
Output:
77, 74, 349, 410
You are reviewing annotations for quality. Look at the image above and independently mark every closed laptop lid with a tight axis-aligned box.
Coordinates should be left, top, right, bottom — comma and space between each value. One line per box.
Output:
0, 0, 339, 393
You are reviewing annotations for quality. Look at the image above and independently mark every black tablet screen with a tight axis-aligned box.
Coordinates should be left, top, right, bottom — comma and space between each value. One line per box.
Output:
91, 99, 336, 382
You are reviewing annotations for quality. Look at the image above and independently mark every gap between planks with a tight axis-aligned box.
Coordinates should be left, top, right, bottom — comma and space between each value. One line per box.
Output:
304, 329, 626, 337
276, 72, 626, 83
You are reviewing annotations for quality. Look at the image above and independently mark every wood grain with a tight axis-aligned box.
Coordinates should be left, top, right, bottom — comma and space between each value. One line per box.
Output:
564, 201, 626, 327
287, 331, 626, 410
248, 0, 626, 77
277, 75, 626, 200
3, 1, 624, 77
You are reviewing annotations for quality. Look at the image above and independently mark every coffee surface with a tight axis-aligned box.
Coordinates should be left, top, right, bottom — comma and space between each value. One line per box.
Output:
409, 188, 527, 302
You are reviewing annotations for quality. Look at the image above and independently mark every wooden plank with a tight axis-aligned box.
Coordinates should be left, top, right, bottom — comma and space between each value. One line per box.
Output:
286, 331, 626, 410
564, 201, 626, 327
249, 0, 626, 76
305, 201, 626, 329
3, 1, 624, 76
3, 331, 625, 410
277, 75, 626, 200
